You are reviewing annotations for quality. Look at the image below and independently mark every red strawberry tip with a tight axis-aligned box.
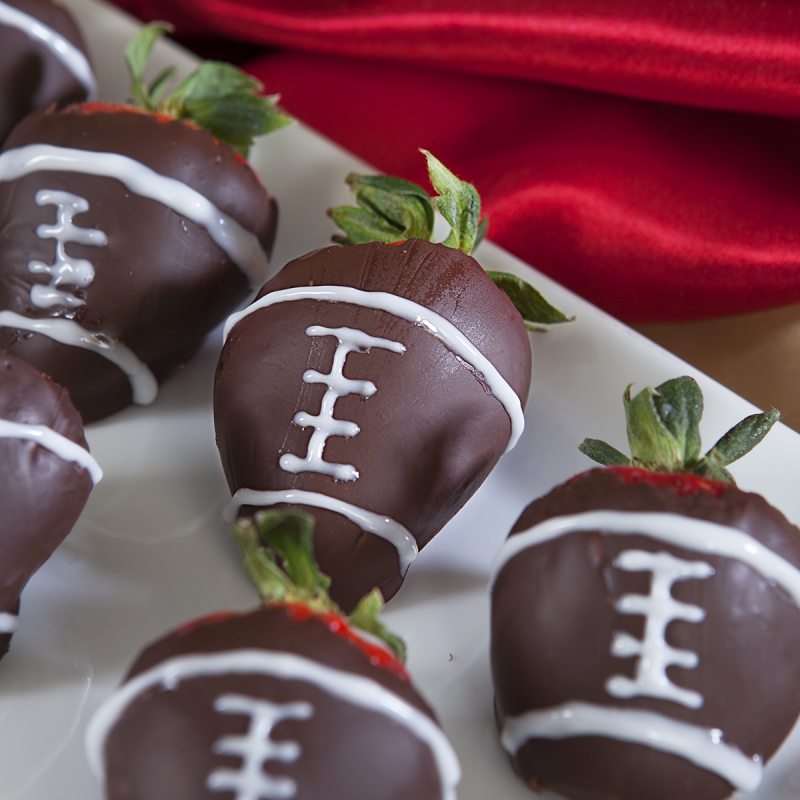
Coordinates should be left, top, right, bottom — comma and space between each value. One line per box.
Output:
173, 604, 409, 681
568, 466, 731, 497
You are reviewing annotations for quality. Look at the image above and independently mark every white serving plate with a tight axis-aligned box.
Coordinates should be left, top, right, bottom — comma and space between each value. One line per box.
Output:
3, 1, 800, 797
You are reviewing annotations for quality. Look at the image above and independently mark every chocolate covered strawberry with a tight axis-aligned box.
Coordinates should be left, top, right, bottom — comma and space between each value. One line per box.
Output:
0, 0, 96, 144
0, 352, 101, 658
490, 376, 798, 800
85, 509, 460, 800
0, 22, 289, 421
215, 151, 569, 610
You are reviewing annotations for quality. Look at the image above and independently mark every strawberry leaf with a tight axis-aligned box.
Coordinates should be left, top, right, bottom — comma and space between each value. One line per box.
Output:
349, 589, 407, 663
329, 206, 408, 246
626, 384, 685, 471
486, 271, 573, 330
329, 151, 483, 253
182, 91, 290, 156
232, 510, 407, 658
329, 153, 571, 330
701, 464, 736, 483
704, 409, 780, 468
650, 377, 704, 468
165, 62, 291, 157
168, 59, 261, 104
580, 376, 779, 484
475, 214, 489, 250
329, 173, 434, 246
253, 509, 330, 596
125, 21, 173, 111
578, 438, 631, 467
123, 23, 291, 157
422, 149, 483, 255
147, 66, 176, 105
233, 516, 294, 605
234, 509, 334, 612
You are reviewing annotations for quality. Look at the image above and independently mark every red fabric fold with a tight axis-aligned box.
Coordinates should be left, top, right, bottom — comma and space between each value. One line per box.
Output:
246, 51, 800, 324
112, 0, 800, 117
108, 1, 800, 323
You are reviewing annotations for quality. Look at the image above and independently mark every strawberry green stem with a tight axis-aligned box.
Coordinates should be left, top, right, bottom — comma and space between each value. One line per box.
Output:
329, 149, 572, 330
578, 376, 780, 484
125, 22, 292, 158
329, 149, 483, 255
233, 510, 406, 662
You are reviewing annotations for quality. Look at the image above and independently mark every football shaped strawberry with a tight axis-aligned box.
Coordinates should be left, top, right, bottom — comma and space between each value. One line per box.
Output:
0, 22, 288, 421
490, 376, 797, 800
85, 509, 460, 800
0, 0, 95, 144
215, 151, 570, 611
0, 352, 101, 658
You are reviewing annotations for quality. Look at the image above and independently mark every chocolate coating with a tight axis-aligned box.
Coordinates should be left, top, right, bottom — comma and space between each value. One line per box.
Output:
0, 0, 91, 144
214, 239, 532, 610
0, 105, 278, 421
491, 468, 800, 800
104, 606, 445, 800
0, 353, 93, 657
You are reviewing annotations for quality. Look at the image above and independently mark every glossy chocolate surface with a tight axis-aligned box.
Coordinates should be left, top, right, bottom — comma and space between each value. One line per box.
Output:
491, 468, 800, 800
0, 353, 93, 656
214, 239, 532, 610
0, 105, 277, 421
104, 606, 443, 800
0, 0, 91, 144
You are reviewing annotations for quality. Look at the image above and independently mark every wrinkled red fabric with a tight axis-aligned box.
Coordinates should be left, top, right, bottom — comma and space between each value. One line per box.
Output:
245, 52, 800, 323
109, 0, 800, 117
109, 0, 800, 323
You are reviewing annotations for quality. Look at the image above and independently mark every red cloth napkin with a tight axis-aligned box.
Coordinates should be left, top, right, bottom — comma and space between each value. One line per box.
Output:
110, 1, 800, 324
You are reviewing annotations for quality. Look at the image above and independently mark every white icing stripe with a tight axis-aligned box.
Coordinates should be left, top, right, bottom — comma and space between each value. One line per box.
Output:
280, 326, 406, 483
605, 549, 712, 709
29, 189, 106, 310
500, 701, 762, 793
0, 310, 157, 405
208, 694, 312, 799
489, 510, 800, 606
0, 144, 269, 287
84, 649, 461, 800
223, 488, 418, 575
0, 612, 18, 634
223, 285, 525, 452
0, 417, 101, 483
0, 1, 97, 98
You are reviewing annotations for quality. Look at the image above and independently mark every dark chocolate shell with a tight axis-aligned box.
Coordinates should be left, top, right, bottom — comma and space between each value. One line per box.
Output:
89, 606, 460, 800
0, 0, 94, 144
0, 352, 97, 657
490, 468, 800, 800
214, 239, 532, 610
0, 104, 277, 421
